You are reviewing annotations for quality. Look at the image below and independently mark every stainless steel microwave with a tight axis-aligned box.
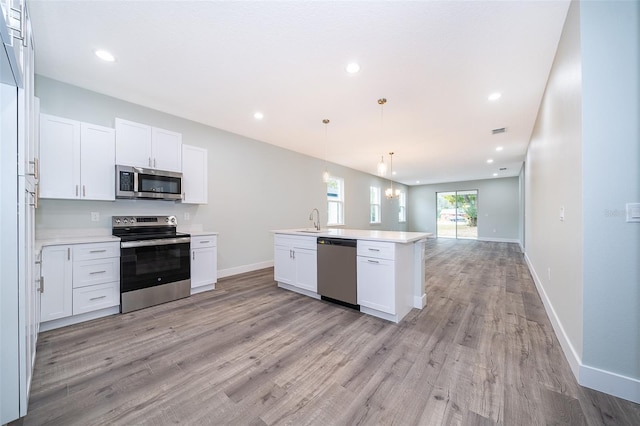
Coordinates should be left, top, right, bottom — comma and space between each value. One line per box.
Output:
116, 165, 183, 201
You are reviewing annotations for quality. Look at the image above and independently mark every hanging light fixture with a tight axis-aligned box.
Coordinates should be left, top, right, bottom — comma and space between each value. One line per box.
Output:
376, 98, 387, 176
385, 152, 401, 199
322, 119, 331, 183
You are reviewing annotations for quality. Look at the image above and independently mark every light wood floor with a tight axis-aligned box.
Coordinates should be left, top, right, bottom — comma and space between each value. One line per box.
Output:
13, 239, 640, 425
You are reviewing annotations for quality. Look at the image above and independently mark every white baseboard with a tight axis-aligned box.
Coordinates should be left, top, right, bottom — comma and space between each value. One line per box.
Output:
580, 364, 640, 404
523, 253, 640, 404
218, 260, 274, 279
478, 237, 520, 243
413, 293, 427, 309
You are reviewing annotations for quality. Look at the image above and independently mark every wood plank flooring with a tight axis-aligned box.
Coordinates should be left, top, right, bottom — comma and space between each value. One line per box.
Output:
12, 239, 640, 425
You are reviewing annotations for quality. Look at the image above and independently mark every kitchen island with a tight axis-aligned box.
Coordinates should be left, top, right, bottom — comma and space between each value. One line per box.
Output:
272, 228, 432, 323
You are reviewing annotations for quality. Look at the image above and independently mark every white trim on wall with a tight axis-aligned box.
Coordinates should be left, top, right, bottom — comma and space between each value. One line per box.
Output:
218, 260, 274, 279
477, 237, 520, 244
524, 253, 640, 404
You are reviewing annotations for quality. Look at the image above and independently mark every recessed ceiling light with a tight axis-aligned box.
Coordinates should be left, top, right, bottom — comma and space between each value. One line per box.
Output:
346, 62, 360, 74
488, 92, 501, 101
416, 180, 420, 184
94, 49, 115, 62
253, 112, 264, 120
392, 171, 397, 176
496, 146, 504, 151
487, 159, 494, 164
493, 173, 498, 177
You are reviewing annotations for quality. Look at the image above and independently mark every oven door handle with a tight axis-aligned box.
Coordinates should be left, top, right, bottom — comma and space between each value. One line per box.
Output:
121, 237, 191, 248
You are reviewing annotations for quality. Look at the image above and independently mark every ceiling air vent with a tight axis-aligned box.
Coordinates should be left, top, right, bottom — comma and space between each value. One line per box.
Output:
492, 127, 506, 134
499, 167, 507, 171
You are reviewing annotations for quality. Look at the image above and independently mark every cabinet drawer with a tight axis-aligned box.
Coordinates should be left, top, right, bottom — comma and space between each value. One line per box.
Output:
275, 234, 317, 250
73, 242, 120, 261
73, 258, 120, 288
72, 281, 119, 315
357, 240, 395, 260
191, 235, 217, 248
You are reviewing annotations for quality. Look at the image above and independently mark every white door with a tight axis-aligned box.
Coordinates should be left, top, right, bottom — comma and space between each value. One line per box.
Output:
294, 248, 317, 292
40, 246, 73, 322
151, 127, 182, 172
39, 114, 80, 199
357, 257, 395, 314
191, 247, 217, 288
181, 144, 207, 204
274, 244, 295, 285
115, 118, 152, 168
80, 123, 115, 200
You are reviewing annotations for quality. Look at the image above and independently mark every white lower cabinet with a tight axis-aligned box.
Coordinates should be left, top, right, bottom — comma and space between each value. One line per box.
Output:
274, 235, 317, 296
40, 241, 120, 330
190, 234, 217, 294
357, 240, 414, 323
357, 256, 395, 314
40, 245, 73, 322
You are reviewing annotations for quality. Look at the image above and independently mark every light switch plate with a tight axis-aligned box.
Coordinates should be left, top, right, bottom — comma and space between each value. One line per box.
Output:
627, 203, 640, 222
559, 206, 565, 222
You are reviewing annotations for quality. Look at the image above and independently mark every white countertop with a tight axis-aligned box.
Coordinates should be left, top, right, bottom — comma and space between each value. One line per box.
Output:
36, 235, 120, 251
272, 228, 433, 244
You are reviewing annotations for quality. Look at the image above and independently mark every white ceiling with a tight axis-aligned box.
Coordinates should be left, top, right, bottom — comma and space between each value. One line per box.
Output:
28, 0, 570, 185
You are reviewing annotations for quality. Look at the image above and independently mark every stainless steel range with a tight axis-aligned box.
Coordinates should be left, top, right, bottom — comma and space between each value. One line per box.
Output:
113, 215, 191, 313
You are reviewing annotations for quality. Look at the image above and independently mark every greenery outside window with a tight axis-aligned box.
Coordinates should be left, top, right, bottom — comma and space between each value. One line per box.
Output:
327, 177, 344, 225
370, 186, 381, 224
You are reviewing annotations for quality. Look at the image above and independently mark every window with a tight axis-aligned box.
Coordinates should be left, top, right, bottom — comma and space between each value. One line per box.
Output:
398, 192, 407, 223
370, 186, 381, 224
327, 177, 344, 225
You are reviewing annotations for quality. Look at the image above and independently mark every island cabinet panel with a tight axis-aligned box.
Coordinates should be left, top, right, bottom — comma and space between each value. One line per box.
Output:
357, 256, 395, 314
274, 235, 318, 296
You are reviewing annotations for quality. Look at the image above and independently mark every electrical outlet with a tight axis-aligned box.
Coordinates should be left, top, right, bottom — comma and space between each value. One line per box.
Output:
184, 212, 190, 221
91, 212, 100, 222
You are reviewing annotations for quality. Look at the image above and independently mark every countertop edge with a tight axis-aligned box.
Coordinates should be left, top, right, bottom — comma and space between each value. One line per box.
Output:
272, 229, 433, 244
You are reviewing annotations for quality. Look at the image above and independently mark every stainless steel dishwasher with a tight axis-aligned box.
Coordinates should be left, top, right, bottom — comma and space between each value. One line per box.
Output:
317, 237, 359, 310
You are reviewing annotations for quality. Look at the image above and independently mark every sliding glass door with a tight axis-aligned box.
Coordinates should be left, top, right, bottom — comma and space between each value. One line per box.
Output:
436, 190, 478, 239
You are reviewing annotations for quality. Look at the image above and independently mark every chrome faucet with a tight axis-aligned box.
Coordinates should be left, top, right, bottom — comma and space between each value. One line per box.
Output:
309, 208, 321, 231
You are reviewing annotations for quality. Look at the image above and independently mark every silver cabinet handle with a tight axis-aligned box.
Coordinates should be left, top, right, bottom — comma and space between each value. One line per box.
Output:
82, 185, 86, 197
200, 241, 210, 244
148, 157, 152, 167
89, 249, 106, 253
90, 295, 107, 301
367, 259, 380, 264
75, 185, 79, 196
34, 183, 39, 209
192, 252, 195, 260
89, 270, 107, 275
368, 248, 380, 252
121, 237, 190, 248
39, 276, 44, 293
153, 158, 157, 168
67, 248, 71, 260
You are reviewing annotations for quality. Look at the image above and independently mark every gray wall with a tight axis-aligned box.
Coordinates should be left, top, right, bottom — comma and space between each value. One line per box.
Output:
580, 0, 639, 383
35, 76, 408, 275
525, 0, 640, 401
407, 176, 520, 241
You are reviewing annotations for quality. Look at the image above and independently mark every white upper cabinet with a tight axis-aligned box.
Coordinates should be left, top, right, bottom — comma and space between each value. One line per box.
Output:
181, 144, 208, 204
39, 114, 115, 201
80, 123, 116, 200
115, 118, 182, 172
39, 114, 80, 199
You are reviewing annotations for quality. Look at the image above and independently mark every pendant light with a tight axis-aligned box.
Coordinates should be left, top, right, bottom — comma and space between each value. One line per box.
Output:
322, 119, 330, 183
376, 98, 387, 176
385, 152, 401, 199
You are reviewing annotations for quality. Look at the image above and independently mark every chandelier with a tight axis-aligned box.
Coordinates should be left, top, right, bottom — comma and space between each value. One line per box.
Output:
385, 152, 401, 199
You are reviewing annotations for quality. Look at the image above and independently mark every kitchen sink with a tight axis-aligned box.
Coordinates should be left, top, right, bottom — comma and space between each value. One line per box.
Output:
297, 229, 322, 233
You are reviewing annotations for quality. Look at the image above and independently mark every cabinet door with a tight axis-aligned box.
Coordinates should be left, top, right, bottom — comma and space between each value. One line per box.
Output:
115, 118, 152, 168
80, 123, 115, 200
274, 244, 295, 285
40, 246, 73, 322
357, 256, 395, 314
181, 144, 208, 204
151, 127, 182, 172
294, 248, 317, 293
191, 247, 217, 288
39, 114, 80, 199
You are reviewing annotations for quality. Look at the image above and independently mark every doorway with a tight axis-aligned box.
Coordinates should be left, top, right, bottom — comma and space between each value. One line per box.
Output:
436, 190, 478, 239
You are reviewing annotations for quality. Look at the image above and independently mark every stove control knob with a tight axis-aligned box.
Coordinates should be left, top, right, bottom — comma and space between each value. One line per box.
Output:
130, 217, 135, 223
123, 218, 128, 224
115, 218, 121, 224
